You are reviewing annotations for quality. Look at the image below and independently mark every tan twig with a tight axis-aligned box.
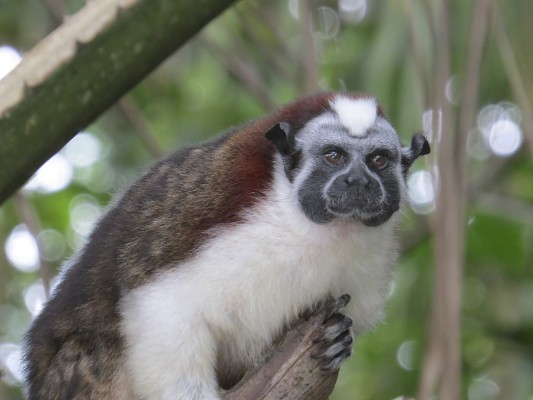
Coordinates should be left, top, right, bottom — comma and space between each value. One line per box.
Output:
476, 191, 533, 223
402, 0, 431, 107
247, 3, 295, 59
457, 0, 492, 198
434, 1, 461, 398
299, 0, 319, 94
234, 8, 294, 83
40, 0, 67, 24
417, 0, 465, 398
13, 192, 52, 297
116, 99, 165, 159
200, 35, 277, 111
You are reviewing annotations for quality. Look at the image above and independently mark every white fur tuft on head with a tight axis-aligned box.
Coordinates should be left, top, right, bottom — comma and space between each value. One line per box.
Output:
330, 96, 378, 137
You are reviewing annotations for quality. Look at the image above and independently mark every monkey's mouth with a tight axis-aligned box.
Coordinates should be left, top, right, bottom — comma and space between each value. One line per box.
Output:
326, 194, 398, 227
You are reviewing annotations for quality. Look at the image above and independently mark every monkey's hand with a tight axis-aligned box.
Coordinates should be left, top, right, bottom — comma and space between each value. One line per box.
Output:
311, 294, 354, 372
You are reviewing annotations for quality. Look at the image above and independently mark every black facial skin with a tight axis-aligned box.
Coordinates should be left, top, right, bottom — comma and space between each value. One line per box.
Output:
298, 148, 402, 226
266, 121, 430, 227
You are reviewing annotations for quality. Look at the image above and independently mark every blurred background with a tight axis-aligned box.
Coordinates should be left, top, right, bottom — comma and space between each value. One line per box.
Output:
0, 0, 532, 399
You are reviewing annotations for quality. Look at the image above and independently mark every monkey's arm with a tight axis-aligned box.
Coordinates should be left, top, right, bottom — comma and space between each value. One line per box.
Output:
223, 296, 352, 400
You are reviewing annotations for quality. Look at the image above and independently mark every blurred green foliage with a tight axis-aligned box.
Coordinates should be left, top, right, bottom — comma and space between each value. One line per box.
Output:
1, 0, 533, 399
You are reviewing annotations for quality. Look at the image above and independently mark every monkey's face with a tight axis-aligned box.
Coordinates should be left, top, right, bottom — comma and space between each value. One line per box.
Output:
266, 96, 430, 227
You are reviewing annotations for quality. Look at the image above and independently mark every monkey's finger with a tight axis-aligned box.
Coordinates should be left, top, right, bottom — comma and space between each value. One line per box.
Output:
315, 313, 353, 343
311, 328, 354, 374
320, 347, 353, 372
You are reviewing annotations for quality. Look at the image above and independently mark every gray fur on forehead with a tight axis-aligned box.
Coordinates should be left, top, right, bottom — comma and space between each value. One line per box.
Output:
295, 112, 401, 152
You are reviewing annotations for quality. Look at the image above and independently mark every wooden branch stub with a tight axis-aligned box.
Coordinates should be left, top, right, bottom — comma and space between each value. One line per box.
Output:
223, 300, 339, 400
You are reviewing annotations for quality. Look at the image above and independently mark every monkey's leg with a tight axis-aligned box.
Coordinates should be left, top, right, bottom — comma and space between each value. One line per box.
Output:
29, 333, 130, 400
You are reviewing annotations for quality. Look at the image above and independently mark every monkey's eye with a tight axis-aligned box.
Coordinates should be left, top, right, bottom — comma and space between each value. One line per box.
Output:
324, 150, 345, 166
368, 153, 389, 170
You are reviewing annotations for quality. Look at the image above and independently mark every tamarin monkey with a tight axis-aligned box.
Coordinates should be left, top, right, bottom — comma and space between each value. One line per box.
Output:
24, 92, 430, 399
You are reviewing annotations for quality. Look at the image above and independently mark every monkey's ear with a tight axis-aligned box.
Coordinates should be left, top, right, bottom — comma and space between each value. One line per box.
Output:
401, 133, 430, 174
265, 122, 295, 156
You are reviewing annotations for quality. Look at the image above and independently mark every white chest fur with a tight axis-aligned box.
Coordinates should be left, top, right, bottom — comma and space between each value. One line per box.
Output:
119, 166, 400, 399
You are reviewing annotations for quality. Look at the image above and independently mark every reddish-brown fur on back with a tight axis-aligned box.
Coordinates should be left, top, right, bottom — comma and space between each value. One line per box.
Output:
202, 92, 341, 228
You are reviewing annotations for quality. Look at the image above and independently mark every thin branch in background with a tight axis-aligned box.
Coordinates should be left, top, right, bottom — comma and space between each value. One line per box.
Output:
402, 0, 431, 107
416, 2, 445, 398
40, 0, 67, 24
470, 154, 509, 193
417, 0, 466, 398
234, 8, 295, 83
13, 192, 52, 298
477, 191, 533, 223
492, 3, 533, 156
200, 35, 277, 111
299, 0, 319, 94
247, 3, 294, 58
421, 1, 493, 399
457, 0, 492, 200
420, 0, 438, 61
433, 5, 462, 400
116, 99, 166, 159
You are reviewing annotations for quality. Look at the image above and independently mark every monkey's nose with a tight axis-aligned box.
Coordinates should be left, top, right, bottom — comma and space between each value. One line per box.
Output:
345, 173, 369, 187
332, 169, 371, 191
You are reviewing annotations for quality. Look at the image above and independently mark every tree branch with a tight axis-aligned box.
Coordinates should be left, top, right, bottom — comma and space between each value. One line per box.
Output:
418, 0, 464, 399
200, 35, 277, 111
0, 0, 240, 204
13, 192, 52, 297
116, 98, 166, 159
224, 299, 339, 400
299, 0, 319, 94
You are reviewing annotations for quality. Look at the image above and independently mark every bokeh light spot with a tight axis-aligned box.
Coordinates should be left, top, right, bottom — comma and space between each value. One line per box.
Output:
396, 340, 417, 371
317, 7, 340, 39
63, 132, 102, 168
24, 282, 47, 317
0, 46, 22, 80
338, 0, 367, 23
477, 103, 523, 158
487, 119, 522, 157
422, 108, 441, 144
23, 154, 73, 194
407, 170, 436, 214
37, 229, 67, 262
468, 377, 500, 400
0, 343, 24, 385
69, 194, 102, 238
288, 0, 299, 19
5, 225, 39, 273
